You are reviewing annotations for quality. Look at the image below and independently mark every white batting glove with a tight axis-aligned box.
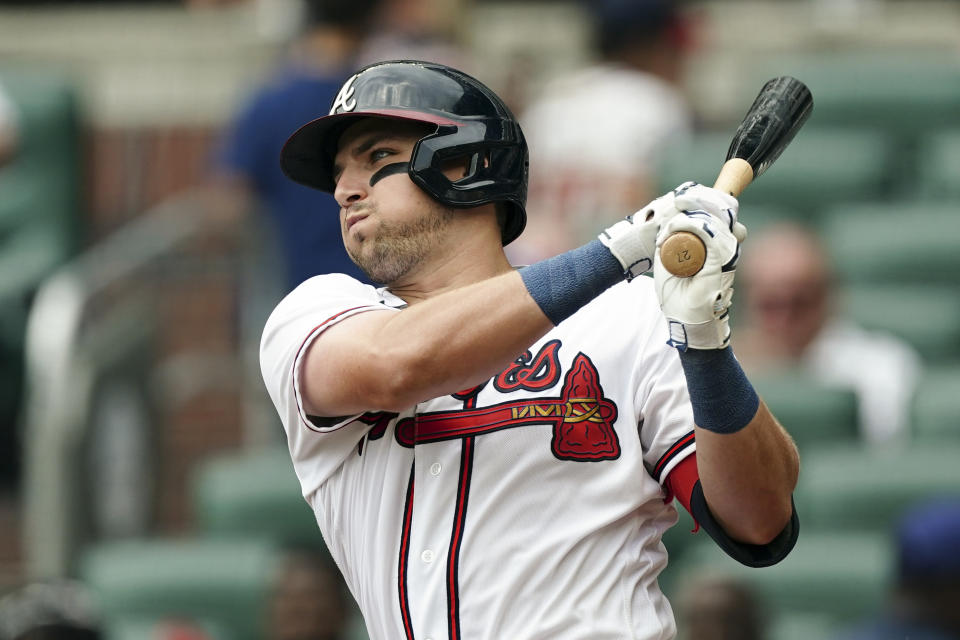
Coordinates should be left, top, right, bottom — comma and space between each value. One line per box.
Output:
599, 191, 679, 280
654, 184, 745, 351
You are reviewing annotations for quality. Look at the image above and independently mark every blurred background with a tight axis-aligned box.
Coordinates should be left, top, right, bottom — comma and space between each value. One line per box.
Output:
0, 0, 959, 638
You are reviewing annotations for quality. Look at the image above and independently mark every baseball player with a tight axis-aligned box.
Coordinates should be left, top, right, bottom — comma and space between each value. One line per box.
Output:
261, 60, 800, 640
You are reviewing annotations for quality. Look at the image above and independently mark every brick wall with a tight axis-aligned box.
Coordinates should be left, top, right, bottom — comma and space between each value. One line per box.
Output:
85, 125, 221, 239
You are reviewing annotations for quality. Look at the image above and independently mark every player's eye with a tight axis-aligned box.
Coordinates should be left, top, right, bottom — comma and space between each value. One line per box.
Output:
369, 148, 394, 164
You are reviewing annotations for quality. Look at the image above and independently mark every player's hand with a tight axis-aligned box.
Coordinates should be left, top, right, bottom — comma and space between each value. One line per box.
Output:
598, 191, 679, 280
654, 184, 744, 351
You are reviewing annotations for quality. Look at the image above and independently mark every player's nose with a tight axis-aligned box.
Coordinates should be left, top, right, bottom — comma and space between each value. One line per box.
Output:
334, 166, 369, 208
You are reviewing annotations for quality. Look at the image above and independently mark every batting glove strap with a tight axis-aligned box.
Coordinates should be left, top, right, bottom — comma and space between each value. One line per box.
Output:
666, 315, 731, 352
598, 192, 677, 281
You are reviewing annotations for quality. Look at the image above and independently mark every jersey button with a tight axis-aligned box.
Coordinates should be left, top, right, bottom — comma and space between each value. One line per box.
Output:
421, 549, 434, 563
430, 462, 442, 476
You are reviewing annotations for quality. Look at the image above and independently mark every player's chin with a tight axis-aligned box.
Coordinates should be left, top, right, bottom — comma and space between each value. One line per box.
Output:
342, 227, 369, 256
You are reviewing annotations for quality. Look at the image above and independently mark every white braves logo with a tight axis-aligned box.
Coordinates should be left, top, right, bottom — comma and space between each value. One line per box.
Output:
330, 74, 358, 114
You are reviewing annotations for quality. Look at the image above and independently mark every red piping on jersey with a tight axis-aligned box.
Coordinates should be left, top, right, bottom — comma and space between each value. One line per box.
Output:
398, 464, 416, 640
447, 437, 475, 640
291, 305, 380, 433
652, 430, 695, 483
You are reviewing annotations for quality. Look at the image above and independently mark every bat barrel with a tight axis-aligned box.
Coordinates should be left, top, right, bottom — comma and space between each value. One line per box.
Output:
660, 76, 813, 278
726, 76, 814, 178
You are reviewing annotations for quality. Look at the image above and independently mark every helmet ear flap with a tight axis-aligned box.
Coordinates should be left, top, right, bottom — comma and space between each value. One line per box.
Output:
409, 133, 527, 245
410, 122, 524, 203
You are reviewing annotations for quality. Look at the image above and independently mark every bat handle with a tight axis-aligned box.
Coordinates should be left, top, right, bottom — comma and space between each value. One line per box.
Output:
660, 158, 755, 277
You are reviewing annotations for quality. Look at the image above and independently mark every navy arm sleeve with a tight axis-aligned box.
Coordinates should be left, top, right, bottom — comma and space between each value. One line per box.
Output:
689, 480, 799, 568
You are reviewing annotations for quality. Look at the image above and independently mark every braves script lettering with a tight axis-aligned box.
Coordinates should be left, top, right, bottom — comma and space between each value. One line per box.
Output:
494, 339, 562, 392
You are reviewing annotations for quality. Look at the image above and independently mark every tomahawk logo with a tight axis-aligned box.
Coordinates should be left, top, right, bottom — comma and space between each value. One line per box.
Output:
330, 74, 358, 114
384, 345, 620, 461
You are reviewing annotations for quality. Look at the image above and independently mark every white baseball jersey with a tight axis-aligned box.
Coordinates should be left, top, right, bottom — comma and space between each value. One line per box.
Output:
260, 273, 698, 640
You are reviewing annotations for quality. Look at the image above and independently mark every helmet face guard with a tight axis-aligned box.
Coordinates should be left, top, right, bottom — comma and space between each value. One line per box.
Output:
280, 60, 529, 245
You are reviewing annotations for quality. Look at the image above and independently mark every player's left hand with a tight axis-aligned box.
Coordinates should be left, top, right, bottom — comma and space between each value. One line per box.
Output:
599, 191, 680, 280
654, 184, 745, 351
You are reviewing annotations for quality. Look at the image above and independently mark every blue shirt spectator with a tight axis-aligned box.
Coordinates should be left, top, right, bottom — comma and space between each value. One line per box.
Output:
215, 64, 369, 288
211, 0, 385, 290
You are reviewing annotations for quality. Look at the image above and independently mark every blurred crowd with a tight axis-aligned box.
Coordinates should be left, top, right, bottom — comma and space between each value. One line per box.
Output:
1, 0, 959, 638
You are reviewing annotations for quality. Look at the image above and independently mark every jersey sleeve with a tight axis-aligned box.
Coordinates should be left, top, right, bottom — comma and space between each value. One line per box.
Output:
260, 274, 396, 492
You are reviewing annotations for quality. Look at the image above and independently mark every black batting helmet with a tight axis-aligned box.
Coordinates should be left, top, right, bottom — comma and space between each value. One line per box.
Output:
280, 60, 529, 245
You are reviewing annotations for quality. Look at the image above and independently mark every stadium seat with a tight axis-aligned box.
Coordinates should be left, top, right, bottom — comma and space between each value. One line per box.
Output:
794, 443, 960, 533
768, 612, 843, 640
834, 283, 960, 363
661, 530, 893, 627
820, 201, 960, 290
916, 129, 960, 200
192, 446, 326, 549
80, 538, 281, 640
654, 128, 895, 218
751, 371, 860, 450
911, 365, 960, 442
745, 52, 960, 137
705, 51, 960, 200
0, 68, 83, 306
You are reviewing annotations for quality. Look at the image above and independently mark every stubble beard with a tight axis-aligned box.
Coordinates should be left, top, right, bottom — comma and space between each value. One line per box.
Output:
346, 203, 456, 284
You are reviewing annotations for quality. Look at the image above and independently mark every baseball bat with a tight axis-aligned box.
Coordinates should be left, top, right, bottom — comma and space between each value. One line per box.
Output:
660, 76, 814, 277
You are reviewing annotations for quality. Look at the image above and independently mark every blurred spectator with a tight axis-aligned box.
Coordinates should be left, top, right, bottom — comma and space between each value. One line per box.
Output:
0, 579, 101, 640
355, 0, 470, 70
267, 548, 352, 640
733, 222, 923, 446
208, 0, 384, 291
834, 498, 960, 640
674, 574, 768, 640
0, 79, 19, 167
151, 621, 217, 640
510, 0, 695, 263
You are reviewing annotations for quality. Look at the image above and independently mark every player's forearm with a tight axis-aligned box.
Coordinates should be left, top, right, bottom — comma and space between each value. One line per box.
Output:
675, 347, 798, 544
694, 402, 799, 544
368, 269, 554, 409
